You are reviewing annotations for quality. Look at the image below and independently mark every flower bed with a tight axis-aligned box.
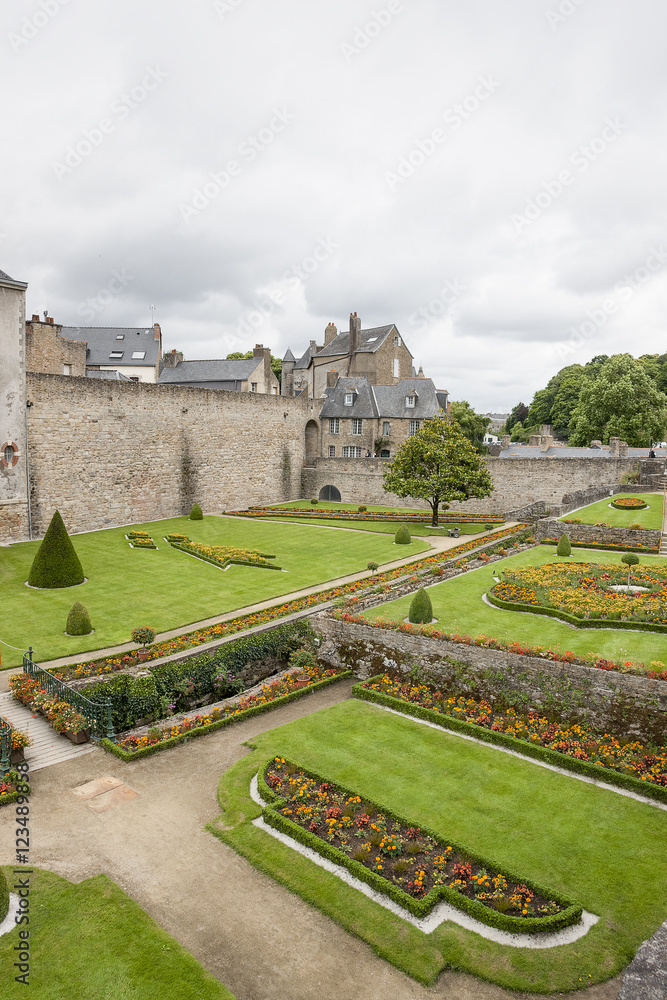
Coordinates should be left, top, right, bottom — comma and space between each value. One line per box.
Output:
0, 718, 31, 753
259, 756, 581, 932
102, 666, 351, 760
0, 768, 30, 808
355, 675, 667, 804
168, 536, 281, 570
233, 506, 505, 525
331, 611, 667, 680
489, 562, 667, 631
48, 526, 530, 681
610, 497, 649, 510
541, 538, 659, 554
9, 675, 90, 739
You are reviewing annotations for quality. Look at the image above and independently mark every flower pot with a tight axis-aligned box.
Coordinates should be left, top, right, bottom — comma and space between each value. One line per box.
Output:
11, 748, 25, 764
292, 680, 310, 689
137, 650, 150, 662
65, 728, 90, 744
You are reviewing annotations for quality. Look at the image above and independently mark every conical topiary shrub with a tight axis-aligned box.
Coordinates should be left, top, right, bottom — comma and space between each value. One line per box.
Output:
395, 524, 412, 544
189, 503, 203, 520
28, 511, 85, 589
556, 533, 571, 557
409, 588, 433, 624
66, 602, 93, 636
0, 868, 8, 923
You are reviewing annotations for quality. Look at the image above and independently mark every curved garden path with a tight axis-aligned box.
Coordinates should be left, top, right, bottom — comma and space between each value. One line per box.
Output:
0, 678, 623, 1000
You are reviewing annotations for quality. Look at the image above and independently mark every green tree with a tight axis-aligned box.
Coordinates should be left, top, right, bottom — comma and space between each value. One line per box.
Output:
556, 533, 571, 557
621, 552, 639, 587
409, 588, 433, 624
226, 350, 282, 383
28, 510, 85, 589
449, 400, 490, 451
549, 365, 585, 438
504, 402, 529, 434
383, 415, 494, 526
569, 354, 667, 446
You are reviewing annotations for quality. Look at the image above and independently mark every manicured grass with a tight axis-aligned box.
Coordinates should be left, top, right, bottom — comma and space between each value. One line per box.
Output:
560, 493, 664, 530
210, 699, 667, 991
264, 500, 431, 513
0, 868, 235, 999
0, 516, 429, 668
362, 545, 667, 669
250, 516, 492, 536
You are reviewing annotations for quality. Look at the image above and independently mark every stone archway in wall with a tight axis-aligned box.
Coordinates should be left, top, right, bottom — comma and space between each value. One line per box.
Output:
304, 420, 319, 463
319, 485, 341, 502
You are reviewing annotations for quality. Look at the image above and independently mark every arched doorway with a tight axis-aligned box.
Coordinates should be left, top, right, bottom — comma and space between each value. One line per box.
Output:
305, 420, 319, 462
319, 485, 341, 502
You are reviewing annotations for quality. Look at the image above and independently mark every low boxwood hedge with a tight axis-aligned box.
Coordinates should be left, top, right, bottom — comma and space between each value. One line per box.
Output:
353, 679, 667, 806
257, 758, 582, 934
542, 539, 659, 554
486, 590, 667, 634
610, 499, 648, 510
100, 671, 352, 761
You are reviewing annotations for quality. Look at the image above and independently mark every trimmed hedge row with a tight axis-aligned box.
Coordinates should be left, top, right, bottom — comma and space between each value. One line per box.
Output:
542, 539, 659, 554
257, 758, 582, 934
486, 590, 667, 635
100, 671, 352, 761
352, 680, 667, 805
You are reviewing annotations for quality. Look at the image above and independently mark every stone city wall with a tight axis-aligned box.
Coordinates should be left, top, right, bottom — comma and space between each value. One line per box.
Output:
313, 616, 667, 743
24, 373, 316, 537
536, 518, 662, 550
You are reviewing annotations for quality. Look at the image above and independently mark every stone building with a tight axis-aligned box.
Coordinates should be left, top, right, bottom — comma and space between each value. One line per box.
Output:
282, 313, 416, 399
158, 344, 279, 394
26, 315, 87, 376
0, 268, 29, 540
319, 374, 447, 460
26, 317, 163, 382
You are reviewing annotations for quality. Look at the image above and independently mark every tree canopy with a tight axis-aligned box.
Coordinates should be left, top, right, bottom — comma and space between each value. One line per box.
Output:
449, 400, 490, 451
383, 414, 494, 525
503, 402, 529, 434
226, 350, 282, 382
568, 353, 667, 446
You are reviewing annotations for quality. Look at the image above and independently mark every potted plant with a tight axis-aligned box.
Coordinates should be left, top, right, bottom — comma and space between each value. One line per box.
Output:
9, 726, 31, 764
52, 706, 90, 744
131, 626, 157, 661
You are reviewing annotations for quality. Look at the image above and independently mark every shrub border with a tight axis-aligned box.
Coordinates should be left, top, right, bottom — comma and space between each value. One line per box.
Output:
541, 539, 659, 554
100, 671, 352, 761
486, 590, 667, 634
257, 757, 582, 934
352, 679, 667, 805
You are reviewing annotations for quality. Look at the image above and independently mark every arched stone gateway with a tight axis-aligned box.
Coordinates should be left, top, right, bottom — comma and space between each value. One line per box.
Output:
305, 419, 319, 462
319, 485, 341, 502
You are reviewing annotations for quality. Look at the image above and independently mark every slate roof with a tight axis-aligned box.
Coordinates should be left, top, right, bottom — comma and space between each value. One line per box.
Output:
436, 390, 449, 411
320, 377, 377, 418
0, 268, 27, 289
497, 445, 666, 459
293, 344, 318, 370
282, 348, 295, 363
373, 378, 440, 418
62, 326, 160, 368
316, 324, 405, 358
158, 358, 260, 384
85, 369, 132, 381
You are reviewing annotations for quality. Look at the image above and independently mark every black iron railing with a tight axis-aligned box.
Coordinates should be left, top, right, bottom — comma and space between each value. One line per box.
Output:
22, 647, 114, 742
0, 718, 11, 776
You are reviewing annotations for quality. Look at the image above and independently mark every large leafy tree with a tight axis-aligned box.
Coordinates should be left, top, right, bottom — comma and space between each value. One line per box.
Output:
449, 400, 490, 450
569, 353, 667, 446
504, 402, 529, 433
226, 350, 282, 382
383, 415, 494, 526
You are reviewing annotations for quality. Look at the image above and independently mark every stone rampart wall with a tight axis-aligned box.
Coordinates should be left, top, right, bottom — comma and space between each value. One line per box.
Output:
536, 518, 662, 549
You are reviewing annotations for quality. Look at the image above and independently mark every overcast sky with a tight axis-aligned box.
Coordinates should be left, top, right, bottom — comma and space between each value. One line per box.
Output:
3, 0, 666, 410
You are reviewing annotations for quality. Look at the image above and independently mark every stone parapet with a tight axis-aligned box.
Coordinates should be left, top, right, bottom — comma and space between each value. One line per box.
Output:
535, 518, 661, 549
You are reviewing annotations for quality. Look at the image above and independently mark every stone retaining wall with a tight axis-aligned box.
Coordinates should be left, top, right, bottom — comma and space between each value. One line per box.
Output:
312, 615, 667, 743
535, 519, 661, 549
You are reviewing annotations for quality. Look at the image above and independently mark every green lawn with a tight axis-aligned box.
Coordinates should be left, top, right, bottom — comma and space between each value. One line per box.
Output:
263, 500, 432, 513
0, 869, 235, 999
249, 516, 493, 537
362, 545, 667, 669
0, 515, 429, 668
211, 699, 667, 991
560, 492, 664, 530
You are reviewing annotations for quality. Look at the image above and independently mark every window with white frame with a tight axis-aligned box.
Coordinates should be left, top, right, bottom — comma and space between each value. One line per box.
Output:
132, 351, 146, 360
382, 420, 390, 436
250, 383, 257, 392
62, 364, 72, 375
343, 446, 362, 458
344, 393, 354, 406
329, 418, 340, 434
392, 358, 399, 377
409, 420, 420, 435
393, 335, 400, 346
406, 395, 417, 408
351, 418, 362, 435
109, 351, 123, 359
328, 445, 336, 457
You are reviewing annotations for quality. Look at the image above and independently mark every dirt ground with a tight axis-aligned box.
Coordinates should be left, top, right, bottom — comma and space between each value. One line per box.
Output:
0, 680, 623, 1000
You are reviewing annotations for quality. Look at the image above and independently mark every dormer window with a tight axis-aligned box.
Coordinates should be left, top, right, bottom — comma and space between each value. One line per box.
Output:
115, 334, 124, 340
344, 393, 354, 406
132, 351, 146, 360
406, 395, 416, 407
109, 351, 124, 359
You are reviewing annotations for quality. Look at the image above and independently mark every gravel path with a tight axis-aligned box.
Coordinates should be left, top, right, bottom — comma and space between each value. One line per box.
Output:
0, 679, 623, 1000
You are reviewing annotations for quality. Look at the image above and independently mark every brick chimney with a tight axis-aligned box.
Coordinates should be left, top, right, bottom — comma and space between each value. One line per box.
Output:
253, 343, 273, 386
349, 312, 361, 355
163, 349, 183, 368
153, 322, 161, 340
324, 321, 337, 345
327, 369, 339, 388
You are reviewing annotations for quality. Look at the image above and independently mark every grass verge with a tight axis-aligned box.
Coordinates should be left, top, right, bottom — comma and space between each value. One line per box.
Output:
560, 493, 664, 530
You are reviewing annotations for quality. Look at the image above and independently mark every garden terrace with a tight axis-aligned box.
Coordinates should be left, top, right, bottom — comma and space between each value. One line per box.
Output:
559, 492, 664, 531
210, 698, 667, 991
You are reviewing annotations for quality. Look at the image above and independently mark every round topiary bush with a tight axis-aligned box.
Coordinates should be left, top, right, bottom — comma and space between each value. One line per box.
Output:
28, 510, 85, 589
556, 533, 571, 557
0, 868, 9, 923
66, 602, 93, 636
409, 588, 433, 624
395, 524, 412, 544
310, 498, 319, 505
189, 503, 203, 520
